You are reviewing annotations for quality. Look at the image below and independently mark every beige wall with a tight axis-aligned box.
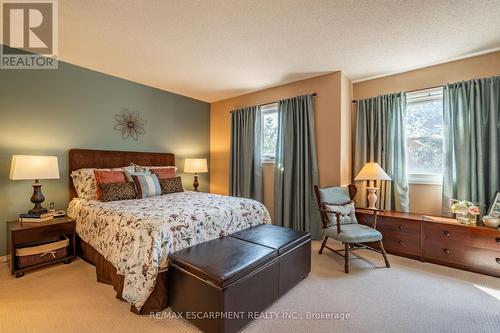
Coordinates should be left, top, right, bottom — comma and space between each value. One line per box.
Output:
353, 51, 500, 215
210, 72, 352, 217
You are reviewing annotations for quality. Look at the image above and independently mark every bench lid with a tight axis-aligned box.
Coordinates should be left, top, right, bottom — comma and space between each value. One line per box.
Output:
230, 224, 310, 255
169, 237, 277, 288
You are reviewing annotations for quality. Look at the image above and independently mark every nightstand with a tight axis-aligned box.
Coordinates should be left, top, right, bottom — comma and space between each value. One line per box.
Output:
7, 216, 76, 278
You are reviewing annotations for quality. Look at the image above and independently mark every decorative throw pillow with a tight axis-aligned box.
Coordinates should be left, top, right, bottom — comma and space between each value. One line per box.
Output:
119, 166, 136, 173
159, 176, 184, 194
324, 202, 357, 226
100, 183, 137, 202
94, 170, 127, 200
131, 174, 162, 198
124, 170, 151, 182
134, 164, 152, 173
151, 167, 176, 179
71, 166, 135, 200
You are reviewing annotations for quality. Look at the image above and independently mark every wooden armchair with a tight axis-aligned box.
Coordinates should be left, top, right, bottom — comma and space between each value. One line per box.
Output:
313, 184, 390, 273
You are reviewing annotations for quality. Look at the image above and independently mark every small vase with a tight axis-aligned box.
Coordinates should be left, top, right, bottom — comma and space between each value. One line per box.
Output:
456, 212, 476, 225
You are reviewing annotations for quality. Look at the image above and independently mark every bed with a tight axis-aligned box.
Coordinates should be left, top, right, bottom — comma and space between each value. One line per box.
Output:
66, 149, 271, 314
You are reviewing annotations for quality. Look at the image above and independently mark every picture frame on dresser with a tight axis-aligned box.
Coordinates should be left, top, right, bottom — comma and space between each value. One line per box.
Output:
488, 191, 500, 217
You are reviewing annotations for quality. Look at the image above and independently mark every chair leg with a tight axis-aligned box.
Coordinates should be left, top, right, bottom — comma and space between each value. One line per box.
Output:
344, 243, 349, 273
319, 236, 328, 254
379, 240, 391, 268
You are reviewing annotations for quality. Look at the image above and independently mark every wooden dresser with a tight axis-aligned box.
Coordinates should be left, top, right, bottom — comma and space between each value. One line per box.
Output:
356, 209, 500, 277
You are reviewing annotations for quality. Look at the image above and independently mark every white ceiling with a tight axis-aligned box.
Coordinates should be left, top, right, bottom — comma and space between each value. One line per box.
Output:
54, 1, 500, 102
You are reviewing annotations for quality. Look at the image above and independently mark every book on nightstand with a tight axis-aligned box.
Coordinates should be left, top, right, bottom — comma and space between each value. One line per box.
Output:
19, 212, 55, 223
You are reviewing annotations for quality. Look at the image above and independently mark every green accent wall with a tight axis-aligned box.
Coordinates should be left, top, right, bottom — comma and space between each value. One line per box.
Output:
0, 57, 210, 256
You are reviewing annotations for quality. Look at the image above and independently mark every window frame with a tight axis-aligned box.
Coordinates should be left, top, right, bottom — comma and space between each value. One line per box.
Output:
261, 103, 278, 163
405, 87, 444, 185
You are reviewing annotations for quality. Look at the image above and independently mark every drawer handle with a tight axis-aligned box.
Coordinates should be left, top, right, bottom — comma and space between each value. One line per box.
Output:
443, 248, 451, 255
443, 231, 451, 237
398, 224, 404, 230
398, 240, 405, 245
496, 258, 500, 264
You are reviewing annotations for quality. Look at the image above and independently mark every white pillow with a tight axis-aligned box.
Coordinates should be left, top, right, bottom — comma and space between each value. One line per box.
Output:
136, 165, 177, 172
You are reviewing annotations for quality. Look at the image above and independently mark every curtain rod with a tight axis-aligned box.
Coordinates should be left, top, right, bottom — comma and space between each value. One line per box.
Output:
260, 93, 316, 107
351, 84, 444, 103
230, 93, 317, 113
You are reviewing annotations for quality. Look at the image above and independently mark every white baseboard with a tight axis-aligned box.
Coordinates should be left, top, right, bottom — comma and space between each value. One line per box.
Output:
0, 255, 7, 264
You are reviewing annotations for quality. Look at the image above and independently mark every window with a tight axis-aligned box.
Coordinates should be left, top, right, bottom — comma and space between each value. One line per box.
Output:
261, 103, 278, 162
406, 87, 444, 184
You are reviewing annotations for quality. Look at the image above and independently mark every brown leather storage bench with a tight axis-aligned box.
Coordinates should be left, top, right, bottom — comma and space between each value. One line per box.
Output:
168, 225, 311, 333
230, 224, 311, 296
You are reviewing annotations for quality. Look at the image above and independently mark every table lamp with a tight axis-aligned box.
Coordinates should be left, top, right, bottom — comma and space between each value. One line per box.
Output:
10, 155, 60, 214
354, 162, 391, 209
184, 158, 208, 192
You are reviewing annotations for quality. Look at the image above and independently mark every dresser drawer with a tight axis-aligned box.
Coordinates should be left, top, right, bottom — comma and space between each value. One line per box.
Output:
378, 217, 421, 235
424, 240, 500, 273
381, 231, 421, 256
356, 213, 375, 226
423, 222, 500, 251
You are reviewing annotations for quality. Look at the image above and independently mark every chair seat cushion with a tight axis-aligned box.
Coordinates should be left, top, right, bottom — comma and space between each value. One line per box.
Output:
323, 224, 382, 243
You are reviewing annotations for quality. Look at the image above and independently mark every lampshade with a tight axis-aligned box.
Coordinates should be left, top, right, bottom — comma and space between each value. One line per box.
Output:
10, 155, 60, 180
184, 158, 208, 174
354, 162, 391, 181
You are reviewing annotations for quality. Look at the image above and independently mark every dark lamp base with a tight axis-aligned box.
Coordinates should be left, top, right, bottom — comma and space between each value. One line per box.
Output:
29, 181, 47, 215
193, 174, 200, 192
28, 207, 48, 215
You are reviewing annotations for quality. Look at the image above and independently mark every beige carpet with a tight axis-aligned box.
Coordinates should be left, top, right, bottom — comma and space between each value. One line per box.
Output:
1, 241, 499, 333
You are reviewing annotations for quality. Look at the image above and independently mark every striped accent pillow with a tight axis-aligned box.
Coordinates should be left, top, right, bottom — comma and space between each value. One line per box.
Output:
131, 174, 162, 198
124, 170, 151, 182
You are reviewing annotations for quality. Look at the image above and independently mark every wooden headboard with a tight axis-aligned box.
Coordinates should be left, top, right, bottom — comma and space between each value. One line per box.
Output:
69, 149, 175, 200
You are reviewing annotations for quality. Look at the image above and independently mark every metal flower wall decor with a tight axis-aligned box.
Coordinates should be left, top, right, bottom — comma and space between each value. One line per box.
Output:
114, 109, 146, 141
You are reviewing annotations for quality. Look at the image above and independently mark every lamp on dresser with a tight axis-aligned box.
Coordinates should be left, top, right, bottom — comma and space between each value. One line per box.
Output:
10, 155, 60, 214
354, 162, 391, 209
184, 158, 208, 191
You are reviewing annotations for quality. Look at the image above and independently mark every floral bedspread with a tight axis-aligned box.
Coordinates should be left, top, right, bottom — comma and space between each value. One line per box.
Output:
67, 191, 271, 310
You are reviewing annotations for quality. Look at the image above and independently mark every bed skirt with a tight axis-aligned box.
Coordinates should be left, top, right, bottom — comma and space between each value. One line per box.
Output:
77, 237, 169, 315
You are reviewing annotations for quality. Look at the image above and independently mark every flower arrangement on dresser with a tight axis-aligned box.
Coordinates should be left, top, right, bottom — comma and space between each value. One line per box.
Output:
450, 200, 481, 225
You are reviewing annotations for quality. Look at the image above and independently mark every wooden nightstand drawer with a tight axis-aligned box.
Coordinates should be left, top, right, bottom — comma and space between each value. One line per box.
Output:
13, 222, 74, 244
423, 222, 500, 251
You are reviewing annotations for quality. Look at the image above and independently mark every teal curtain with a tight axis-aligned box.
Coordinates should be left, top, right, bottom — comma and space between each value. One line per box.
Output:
229, 106, 263, 201
274, 94, 321, 239
442, 76, 500, 215
354, 92, 409, 212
